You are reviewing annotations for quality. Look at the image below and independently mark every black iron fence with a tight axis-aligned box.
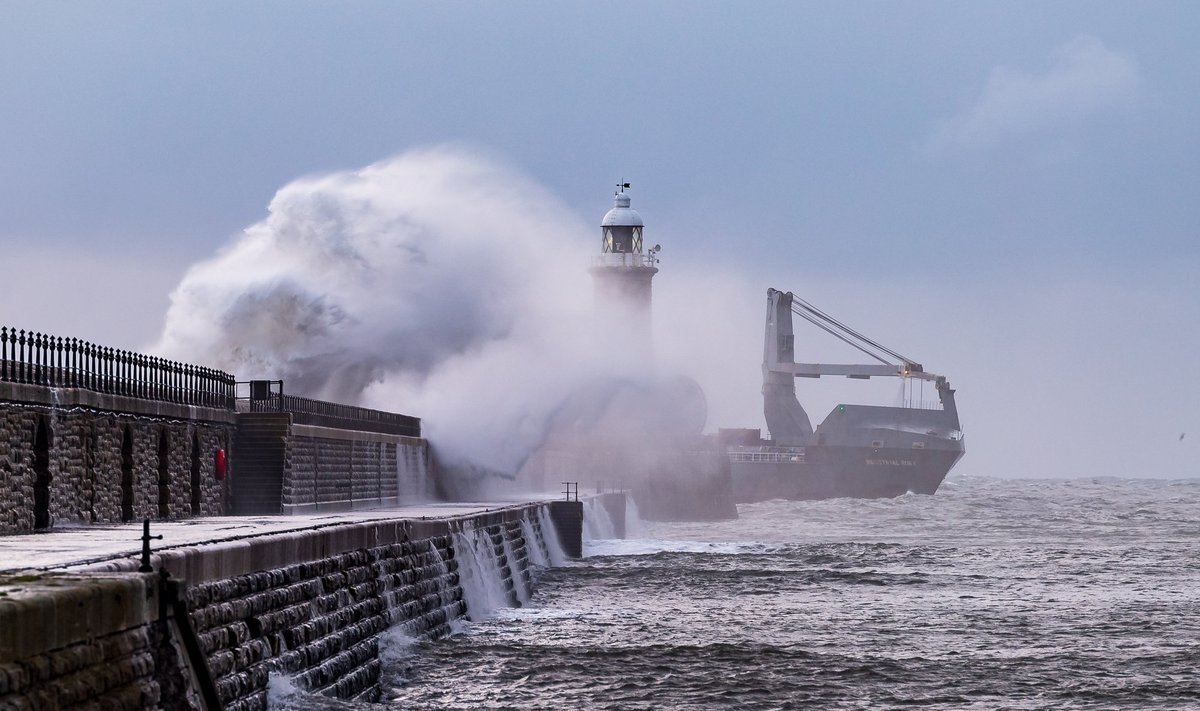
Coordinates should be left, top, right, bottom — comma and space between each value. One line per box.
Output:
0, 327, 236, 409
240, 380, 420, 437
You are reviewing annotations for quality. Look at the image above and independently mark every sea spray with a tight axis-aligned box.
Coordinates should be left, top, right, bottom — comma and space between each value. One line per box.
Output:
378, 625, 419, 666
521, 514, 550, 568
266, 671, 304, 707
152, 147, 766, 490
452, 526, 512, 619
537, 505, 569, 566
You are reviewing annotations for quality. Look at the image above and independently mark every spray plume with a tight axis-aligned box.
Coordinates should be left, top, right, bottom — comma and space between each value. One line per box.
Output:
155, 147, 762, 476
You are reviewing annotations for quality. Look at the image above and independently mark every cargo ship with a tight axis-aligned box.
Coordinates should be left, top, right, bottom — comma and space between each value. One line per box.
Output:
726, 288, 964, 502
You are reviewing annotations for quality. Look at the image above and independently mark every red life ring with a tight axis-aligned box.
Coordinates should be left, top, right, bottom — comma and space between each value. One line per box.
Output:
215, 448, 227, 481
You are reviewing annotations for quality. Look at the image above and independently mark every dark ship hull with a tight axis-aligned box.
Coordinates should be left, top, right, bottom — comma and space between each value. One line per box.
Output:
729, 442, 963, 502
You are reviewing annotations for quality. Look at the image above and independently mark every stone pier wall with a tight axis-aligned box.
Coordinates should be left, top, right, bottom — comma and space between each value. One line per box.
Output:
232, 414, 432, 515
287, 426, 432, 513
0, 504, 562, 711
0, 573, 167, 710
0, 383, 235, 534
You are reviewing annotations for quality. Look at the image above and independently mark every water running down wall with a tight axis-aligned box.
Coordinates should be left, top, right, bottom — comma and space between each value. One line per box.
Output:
0, 503, 570, 711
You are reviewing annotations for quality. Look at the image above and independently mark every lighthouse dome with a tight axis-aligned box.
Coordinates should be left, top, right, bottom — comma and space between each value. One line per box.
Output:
602, 191, 643, 227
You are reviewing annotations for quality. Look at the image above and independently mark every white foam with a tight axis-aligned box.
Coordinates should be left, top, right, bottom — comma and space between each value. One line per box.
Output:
378, 625, 418, 665
266, 672, 304, 707
582, 538, 772, 557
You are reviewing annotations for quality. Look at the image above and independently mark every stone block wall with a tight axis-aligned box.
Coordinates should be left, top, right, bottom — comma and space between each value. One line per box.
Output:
0, 623, 166, 711
0, 402, 233, 534
187, 534, 470, 710
169, 511, 547, 709
0, 572, 177, 711
281, 427, 430, 514
0, 505, 558, 710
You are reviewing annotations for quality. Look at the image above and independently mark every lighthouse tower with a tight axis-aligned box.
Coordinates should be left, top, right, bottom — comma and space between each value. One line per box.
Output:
589, 183, 660, 356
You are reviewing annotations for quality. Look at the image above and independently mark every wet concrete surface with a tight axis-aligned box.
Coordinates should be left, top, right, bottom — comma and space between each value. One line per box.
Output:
0, 499, 552, 573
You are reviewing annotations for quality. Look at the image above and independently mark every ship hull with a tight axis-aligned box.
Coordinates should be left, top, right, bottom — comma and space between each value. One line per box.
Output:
730, 445, 963, 503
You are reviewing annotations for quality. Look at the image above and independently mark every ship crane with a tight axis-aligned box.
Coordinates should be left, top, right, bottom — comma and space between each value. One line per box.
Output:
762, 288, 958, 444
770, 290, 945, 383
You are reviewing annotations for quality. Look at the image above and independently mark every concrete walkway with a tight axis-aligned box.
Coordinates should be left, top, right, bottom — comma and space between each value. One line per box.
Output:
0, 500, 549, 573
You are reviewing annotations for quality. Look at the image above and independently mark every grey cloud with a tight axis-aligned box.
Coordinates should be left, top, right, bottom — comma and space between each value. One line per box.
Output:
928, 35, 1139, 152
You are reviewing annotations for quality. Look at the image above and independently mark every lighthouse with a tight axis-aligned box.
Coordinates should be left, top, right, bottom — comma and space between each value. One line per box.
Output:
589, 183, 660, 357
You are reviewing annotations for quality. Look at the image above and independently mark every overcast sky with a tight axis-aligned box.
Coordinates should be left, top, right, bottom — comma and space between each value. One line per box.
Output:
1, 2, 1197, 479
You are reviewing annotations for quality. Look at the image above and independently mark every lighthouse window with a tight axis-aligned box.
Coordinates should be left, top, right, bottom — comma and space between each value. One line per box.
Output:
603, 230, 614, 253
632, 228, 643, 253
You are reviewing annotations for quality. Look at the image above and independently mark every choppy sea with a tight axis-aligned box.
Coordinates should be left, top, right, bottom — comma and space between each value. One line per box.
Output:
279, 475, 1200, 710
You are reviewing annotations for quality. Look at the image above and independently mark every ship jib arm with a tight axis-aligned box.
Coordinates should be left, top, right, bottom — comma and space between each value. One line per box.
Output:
764, 288, 947, 385
779, 362, 942, 381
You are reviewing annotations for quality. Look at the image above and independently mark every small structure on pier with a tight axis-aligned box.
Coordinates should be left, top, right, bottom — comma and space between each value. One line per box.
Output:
0, 328, 432, 533
232, 379, 431, 514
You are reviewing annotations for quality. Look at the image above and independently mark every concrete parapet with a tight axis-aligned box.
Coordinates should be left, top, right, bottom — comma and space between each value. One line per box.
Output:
0, 571, 158, 665
0, 383, 235, 426
82, 503, 562, 586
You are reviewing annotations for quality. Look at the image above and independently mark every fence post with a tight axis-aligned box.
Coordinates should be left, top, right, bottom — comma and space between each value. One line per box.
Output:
103, 347, 112, 394
39, 333, 49, 385
66, 338, 75, 388
18, 330, 26, 383
43, 334, 52, 386
88, 343, 98, 391
54, 336, 63, 387
32, 332, 43, 385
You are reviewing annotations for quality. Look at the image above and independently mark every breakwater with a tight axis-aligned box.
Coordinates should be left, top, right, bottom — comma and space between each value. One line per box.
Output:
0, 377, 236, 534
0, 330, 431, 534
0, 501, 581, 710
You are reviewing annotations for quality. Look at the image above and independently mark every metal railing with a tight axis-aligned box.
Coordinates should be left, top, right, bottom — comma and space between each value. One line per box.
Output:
240, 380, 421, 437
0, 327, 236, 409
590, 253, 657, 269
727, 445, 807, 463
900, 398, 944, 411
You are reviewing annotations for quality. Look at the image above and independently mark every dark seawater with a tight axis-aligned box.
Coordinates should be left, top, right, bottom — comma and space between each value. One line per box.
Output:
280, 476, 1200, 710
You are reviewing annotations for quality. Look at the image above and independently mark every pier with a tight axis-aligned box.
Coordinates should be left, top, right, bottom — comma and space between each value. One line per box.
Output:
0, 501, 585, 710
0, 327, 614, 709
